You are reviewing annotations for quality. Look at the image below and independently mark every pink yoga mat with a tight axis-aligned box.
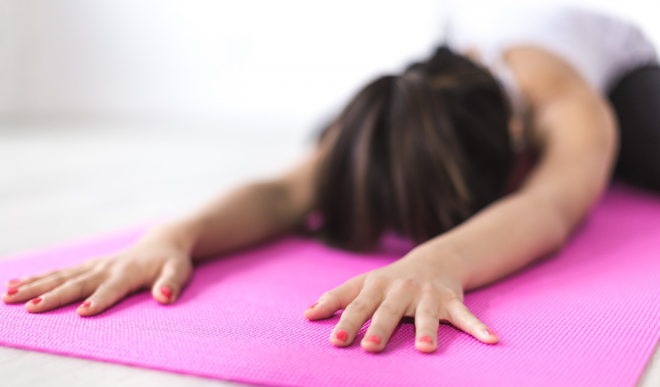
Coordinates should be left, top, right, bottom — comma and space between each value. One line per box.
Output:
1, 183, 660, 386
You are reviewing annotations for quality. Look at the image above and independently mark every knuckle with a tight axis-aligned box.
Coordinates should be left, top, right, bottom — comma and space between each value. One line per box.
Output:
16, 276, 35, 284
345, 300, 369, 314
444, 295, 463, 309
116, 261, 140, 274
96, 258, 113, 270
171, 256, 192, 268
378, 302, 400, 316
88, 267, 107, 280
417, 307, 439, 318
322, 282, 353, 300
39, 269, 59, 278
393, 278, 419, 291
72, 272, 98, 290
421, 284, 440, 296
71, 280, 88, 299
102, 280, 126, 294
49, 271, 65, 282
320, 290, 337, 301
366, 276, 390, 289
24, 278, 50, 290
171, 266, 192, 283
43, 287, 71, 309
346, 273, 366, 287
82, 256, 105, 268
440, 287, 462, 302
449, 303, 474, 322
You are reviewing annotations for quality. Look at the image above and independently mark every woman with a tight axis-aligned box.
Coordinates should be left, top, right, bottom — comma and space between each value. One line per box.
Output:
3, 5, 659, 354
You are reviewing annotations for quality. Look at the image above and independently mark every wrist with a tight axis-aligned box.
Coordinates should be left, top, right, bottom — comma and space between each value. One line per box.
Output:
407, 239, 473, 290
139, 219, 202, 256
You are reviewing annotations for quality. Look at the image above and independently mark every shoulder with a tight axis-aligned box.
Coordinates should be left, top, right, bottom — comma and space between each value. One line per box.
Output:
503, 46, 592, 104
502, 45, 618, 181
502, 46, 605, 146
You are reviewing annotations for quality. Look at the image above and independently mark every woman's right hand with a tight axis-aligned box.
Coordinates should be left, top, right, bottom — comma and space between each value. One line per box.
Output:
2, 230, 194, 316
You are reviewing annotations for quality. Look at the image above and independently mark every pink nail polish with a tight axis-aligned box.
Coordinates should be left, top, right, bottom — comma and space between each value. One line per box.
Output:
306, 302, 319, 310
79, 301, 91, 308
7, 278, 20, 284
484, 328, 496, 336
159, 286, 172, 301
419, 335, 433, 344
365, 335, 381, 345
334, 330, 348, 341
30, 297, 42, 305
5, 288, 19, 296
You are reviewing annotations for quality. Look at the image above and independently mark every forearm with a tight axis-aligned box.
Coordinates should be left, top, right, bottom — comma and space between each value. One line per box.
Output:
420, 191, 571, 291
143, 180, 302, 261
421, 76, 617, 292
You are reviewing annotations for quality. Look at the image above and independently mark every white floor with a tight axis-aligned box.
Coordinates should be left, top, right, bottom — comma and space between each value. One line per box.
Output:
0, 120, 658, 386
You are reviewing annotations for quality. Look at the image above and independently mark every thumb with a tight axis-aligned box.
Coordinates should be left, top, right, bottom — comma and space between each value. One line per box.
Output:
152, 257, 193, 304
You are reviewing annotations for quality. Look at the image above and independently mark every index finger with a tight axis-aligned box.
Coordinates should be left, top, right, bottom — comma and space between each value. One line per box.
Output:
304, 274, 366, 320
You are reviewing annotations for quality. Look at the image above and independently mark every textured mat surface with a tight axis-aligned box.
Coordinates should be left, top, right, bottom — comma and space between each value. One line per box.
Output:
1, 183, 660, 387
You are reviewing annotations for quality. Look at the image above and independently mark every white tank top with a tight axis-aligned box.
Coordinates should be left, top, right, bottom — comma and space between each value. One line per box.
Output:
446, 4, 658, 152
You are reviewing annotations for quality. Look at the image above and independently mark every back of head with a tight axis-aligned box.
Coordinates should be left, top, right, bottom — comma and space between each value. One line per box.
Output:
313, 46, 514, 253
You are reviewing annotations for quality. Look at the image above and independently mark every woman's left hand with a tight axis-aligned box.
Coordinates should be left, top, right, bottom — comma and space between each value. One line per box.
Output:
304, 245, 499, 353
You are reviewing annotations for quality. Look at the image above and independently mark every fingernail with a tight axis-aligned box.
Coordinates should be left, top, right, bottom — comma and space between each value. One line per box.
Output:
365, 335, 381, 345
6, 279, 21, 289
484, 328, 496, 336
334, 330, 348, 342
7, 278, 21, 284
306, 302, 319, 310
419, 335, 433, 344
5, 288, 19, 296
159, 286, 172, 301
79, 301, 91, 309
30, 297, 42, 305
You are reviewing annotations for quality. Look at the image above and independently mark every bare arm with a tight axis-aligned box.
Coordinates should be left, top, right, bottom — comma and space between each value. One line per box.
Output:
146, 147, 321, 261
302, 53, 618, 350
416, 46, 618, 290
3, 145, 322, 315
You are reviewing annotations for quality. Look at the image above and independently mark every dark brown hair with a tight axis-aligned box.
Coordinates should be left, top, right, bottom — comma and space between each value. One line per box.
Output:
311, 46, 515, 253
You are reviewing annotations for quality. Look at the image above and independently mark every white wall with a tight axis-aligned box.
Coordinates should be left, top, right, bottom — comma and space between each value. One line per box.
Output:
0, 0, 444, 130
0, 0, 659, 131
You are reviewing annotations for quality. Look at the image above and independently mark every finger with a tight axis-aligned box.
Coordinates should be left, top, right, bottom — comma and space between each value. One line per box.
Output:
5, 277, 26, 289
24, 271, 104, 313
304, 274, 366, 320
4, 267, 72, 289
77, 275, 139, 317
151, 258, 193, 304
329, 283, 385, 347
4, 258, 101, 289
361, 285, 414, 353
444, 297, 499, 344
413, 296, 441, 353
2, 270, 79, 304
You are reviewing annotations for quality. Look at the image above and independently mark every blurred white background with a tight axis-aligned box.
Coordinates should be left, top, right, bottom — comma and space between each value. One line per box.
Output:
0, 0, 659, 127
1, 1, 660, 386
0, 0, 444, 129
1, 0, 659, 263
